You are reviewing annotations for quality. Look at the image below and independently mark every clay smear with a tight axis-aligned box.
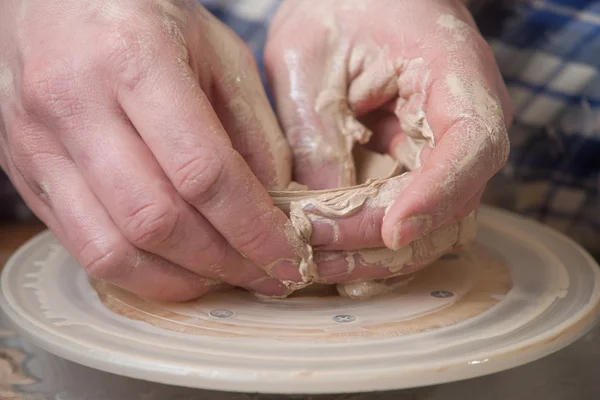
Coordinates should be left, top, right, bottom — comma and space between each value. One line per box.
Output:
274, 177, 388, 284
269, 147, 477, 298
93, 243, 512, 340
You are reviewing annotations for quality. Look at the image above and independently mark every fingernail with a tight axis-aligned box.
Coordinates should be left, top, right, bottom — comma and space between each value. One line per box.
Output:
311, 220, 336, 247
249, 278, 292, 298
392, 215, 431, 250
270, 260, 302, 282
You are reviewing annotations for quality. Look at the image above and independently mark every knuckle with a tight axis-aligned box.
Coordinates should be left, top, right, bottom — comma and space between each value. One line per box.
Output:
172, 148, 227, 205
97, 25, 154, 91
231, 222, 273, 259
79, 239, 132, 282
121, 202, 180, 248
20, 61, 81, 119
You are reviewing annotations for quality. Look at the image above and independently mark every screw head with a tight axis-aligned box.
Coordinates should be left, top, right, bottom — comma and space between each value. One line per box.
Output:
332, 314, 356, 323
431, 290, 454, 299
209, 309, 234, 319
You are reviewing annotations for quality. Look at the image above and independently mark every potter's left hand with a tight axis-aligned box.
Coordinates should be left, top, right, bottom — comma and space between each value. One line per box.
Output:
265, 0, 512, 283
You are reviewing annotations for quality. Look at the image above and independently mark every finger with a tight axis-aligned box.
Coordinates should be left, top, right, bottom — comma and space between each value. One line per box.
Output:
362, 124, 456, 240
114, 33, 311, 285
382, 116, 506, 250
313, 214, 476, 285
196, 21, 292, 190
265, 38, 367, 189
379, 29, 510, 250
457, 186, 484, 220
287, 173, 481, 255
282, 173, 415, 250
58, 111, 290, 298
7, 121, 220, 301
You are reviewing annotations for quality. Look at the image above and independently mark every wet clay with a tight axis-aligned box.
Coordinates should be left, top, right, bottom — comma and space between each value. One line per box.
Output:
268, 146, 477, 299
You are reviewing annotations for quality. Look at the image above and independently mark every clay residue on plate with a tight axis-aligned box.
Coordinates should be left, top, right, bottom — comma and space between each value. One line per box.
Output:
92, 243, 512, 341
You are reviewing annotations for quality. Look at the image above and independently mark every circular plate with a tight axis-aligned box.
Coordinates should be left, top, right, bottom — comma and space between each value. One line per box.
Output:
1, 206, 600, 394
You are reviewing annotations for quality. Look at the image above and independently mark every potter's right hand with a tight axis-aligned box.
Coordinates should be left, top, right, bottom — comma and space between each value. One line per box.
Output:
0, 0, 310, 301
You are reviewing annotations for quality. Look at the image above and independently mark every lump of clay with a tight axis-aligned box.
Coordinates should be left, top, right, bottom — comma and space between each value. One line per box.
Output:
268, 146, 477, 300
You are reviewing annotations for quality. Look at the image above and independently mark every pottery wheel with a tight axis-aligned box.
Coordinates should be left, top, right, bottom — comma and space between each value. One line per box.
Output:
1, 206, 599, 394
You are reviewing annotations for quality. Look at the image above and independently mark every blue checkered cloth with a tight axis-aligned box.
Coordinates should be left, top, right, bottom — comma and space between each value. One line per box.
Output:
1, 0, 599, 256
474, 0, 600, 256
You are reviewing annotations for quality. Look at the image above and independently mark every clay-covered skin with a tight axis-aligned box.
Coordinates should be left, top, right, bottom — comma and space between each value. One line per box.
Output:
269, 151, 478, 299
265, 0, 512, 256
260, 0, 512, 298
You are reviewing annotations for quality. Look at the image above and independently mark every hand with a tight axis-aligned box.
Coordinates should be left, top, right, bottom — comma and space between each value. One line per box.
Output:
265, 0, 511, 283
0, 0, 311, 301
